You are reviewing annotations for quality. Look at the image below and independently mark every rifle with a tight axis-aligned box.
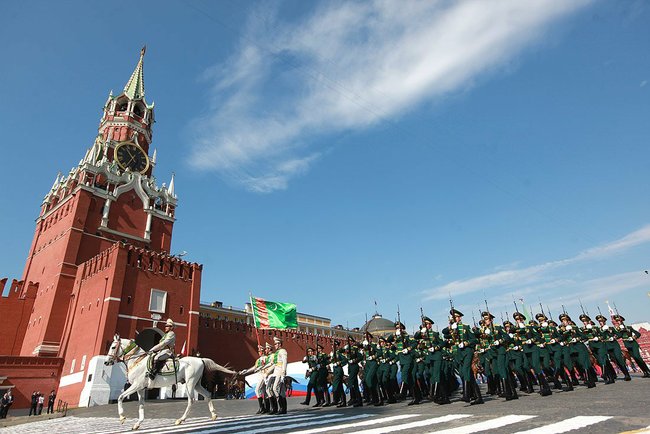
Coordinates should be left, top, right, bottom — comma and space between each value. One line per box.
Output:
613, 302, 620, 315
513, 296, 519, 315
547, 305, 552, 320
484, 291, 490, 317
397, 305, 402, 337
420, 306, 425, 327
597, 306, 603, 317
579, 299, 586, 316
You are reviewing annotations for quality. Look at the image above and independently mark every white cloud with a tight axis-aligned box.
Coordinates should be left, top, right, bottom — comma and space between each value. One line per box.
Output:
189, 0, 592, 192
422, 224, 650, 300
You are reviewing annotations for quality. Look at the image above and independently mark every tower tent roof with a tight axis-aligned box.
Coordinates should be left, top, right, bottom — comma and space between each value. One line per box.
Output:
123, 46, 146, 100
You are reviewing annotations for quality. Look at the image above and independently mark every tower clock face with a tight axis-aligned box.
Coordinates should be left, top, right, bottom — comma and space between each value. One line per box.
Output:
114, 141, 150, 173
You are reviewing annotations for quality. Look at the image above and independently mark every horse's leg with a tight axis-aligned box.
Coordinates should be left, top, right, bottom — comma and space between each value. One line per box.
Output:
195, 383, 217, 421
117, 383, 139, 424
175, 381, 194, 425
133, 389, 145, 430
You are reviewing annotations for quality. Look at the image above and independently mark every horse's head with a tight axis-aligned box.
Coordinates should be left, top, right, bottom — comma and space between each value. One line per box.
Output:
105, 334, 122, 366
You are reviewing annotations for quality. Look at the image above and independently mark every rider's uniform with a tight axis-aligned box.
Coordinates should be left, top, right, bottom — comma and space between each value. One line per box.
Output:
268, 341, 288, 398
150, 329, 176, 366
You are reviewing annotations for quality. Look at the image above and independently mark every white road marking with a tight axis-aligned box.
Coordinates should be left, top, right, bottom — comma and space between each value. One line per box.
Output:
513, 416, 613, 434
286, 414, 417, 434
425, 415, 536, 434
197, 414, 373, 434
345, 414, 473, 434
124, 412, 318, 434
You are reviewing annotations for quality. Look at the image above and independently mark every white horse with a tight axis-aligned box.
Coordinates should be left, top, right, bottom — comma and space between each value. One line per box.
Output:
105, 334, 237, 430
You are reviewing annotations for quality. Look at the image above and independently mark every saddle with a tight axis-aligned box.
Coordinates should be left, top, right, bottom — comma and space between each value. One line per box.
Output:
147, 355, 180, 377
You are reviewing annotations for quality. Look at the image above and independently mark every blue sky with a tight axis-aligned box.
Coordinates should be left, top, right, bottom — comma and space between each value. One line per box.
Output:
1, 0, 649, 331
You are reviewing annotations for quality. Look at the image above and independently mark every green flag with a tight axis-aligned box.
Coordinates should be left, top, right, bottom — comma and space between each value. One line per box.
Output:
251, 296, 298, 329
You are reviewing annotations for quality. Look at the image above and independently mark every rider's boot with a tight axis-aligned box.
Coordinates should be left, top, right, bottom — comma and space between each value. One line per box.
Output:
470, 379, 484, 405
263, 398, 270, 413
300, 385, 312, 405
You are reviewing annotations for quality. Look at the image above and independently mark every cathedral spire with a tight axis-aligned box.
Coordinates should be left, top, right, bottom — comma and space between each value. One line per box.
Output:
123, 46, 146, 100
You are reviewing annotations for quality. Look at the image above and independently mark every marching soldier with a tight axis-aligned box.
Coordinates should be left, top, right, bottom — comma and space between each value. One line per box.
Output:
330, 340, 348, 407
239, 344, 268, 414
148, 319, 176, 380
514, 312, 552, 396
443, 309, 483, 405
300, 347, 320, 406
482, 311, 516, 400
596, 314, 631, 381
266, 337, 288, 415
345, 336, 363, 407
390, 321, 421, 405
418, 316, 450, 404
376, 337, 397, 404
580, 314, 614, 384
362, 332, 382, 406
560, 313, 597, 388
613, 314, 650, 378
316, 344, 332, 407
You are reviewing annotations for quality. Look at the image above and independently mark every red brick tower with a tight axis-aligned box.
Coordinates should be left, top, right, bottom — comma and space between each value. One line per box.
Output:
9, 49, 201, 405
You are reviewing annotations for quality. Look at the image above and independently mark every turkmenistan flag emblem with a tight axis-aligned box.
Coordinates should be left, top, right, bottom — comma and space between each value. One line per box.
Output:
251, 296, 298, 329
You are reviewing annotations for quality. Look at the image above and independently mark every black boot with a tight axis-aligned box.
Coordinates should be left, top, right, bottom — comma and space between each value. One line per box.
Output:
537, 373, 552, 396
263, 398, 270, 413
437, 381, 451, 405
336, 390, 347, 407
256, 397, 265, 414
269, 397, 278, 414
278, 397, 287, 415
561, 370, 574, 391
503, 379, 513, 401
313, 389, 324, 407
509, 376, 519, 400
300, 386, 313, 405
587, 367, 597, 388
352, 388, 363, 407
407, 384, 421, 405
322, 388, 331, 407
470, 379, 484, 405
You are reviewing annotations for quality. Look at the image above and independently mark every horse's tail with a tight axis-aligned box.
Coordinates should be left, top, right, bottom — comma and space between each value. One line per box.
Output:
201, 358, 237, 392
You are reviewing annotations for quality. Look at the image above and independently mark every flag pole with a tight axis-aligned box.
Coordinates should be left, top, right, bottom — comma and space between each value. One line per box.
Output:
250, 292, 261, 347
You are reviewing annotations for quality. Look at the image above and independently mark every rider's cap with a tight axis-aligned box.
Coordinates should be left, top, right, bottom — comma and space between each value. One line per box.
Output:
273, 337, 282, 344
165, 319, 175, 327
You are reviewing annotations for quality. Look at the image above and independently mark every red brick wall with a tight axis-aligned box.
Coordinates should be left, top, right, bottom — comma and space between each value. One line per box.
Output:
0, 279, 37, 355
0, 356, 63, 409
197, 321, 340, 370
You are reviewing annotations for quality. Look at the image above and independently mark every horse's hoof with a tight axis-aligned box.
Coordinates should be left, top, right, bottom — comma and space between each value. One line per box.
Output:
132, 424, 140, 430
175, 419, 183, 425
120, 416, 126, 424
211, 414, 218, 421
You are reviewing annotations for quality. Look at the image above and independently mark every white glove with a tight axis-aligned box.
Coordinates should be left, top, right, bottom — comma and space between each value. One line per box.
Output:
329, 351, 334, 358
619, 325, 625, 330
592, 337, 599, 341
550, 339, 556, 344
526, 339, 532, 345
566, 325, 573, 331
302, 356, 308, 362
428, 347, 435, 352
484, 328, 491, 335
628, 337, 634, 341
493, 339, 500, 346
362, 340, 369, 346
459, 343, 465, 349
586, 324, 593, 329
451, 323, 458, 330
402, 349, 408, 354
344, 345, 349, 350
542, 321, 548, 327
509, 333, 514, 338
518, 323, 525, 329
421, 327, 427, 334
395, 330, 401, 336
602, 325, 609, 330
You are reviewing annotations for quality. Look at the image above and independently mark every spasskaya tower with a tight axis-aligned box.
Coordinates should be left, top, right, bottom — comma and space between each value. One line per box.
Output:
9, 48, 201, 405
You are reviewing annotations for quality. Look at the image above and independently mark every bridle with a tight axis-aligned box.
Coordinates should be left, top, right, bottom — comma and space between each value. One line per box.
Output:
106, 338, 146, 373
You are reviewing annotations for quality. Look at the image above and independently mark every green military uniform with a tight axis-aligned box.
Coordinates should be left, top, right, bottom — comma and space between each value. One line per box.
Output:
482, 311, 517, 400
443, 309, 483, 405
596, 315, 631, 381
362, 335, 382, 406
388, 321, 421, 405
416, 317, 449, 404
503, 320, 530, 393
330, 342, 348, 407
514, 312, 552, 396
300, 348, 321, 406
316, 344, 331, 406
614, 315, 650, 378
345, 338, 363, 407
376, 338, 396, 404
559, 314, 597, 388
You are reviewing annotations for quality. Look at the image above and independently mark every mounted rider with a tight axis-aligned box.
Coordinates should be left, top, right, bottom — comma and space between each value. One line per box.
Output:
148, 318, 176, 379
